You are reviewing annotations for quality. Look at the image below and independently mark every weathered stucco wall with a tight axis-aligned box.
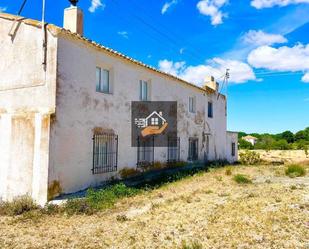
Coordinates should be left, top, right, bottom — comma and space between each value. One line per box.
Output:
0, 16, 57, 205
226, 131, 238, 163
49, 34, 231, 194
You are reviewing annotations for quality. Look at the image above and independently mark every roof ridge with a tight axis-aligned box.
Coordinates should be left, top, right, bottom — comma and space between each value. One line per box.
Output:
0, 12, 221, 95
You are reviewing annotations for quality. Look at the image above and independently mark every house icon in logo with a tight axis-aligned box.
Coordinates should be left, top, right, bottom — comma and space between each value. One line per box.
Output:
134, 111, 168, 137
145, 111, 167, 127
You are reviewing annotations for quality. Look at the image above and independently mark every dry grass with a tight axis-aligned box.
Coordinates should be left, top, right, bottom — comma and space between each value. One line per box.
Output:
0, 164, 308, 248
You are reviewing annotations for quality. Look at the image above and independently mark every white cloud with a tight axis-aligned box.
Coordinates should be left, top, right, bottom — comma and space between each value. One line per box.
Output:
248, 44, 309, 72
158, 60, 186, 76
251, 0, 309, 9
161, 0, 178, 14
179, 48, 185, 54
0, 6, 7, 12
242, 30, 287, 46
158, 58, 256, 85
197, 0, 228, 25
117, 31, 129, 39
248, 44, 309, 82
302, 72, 309, 83
89, 0, 105, 13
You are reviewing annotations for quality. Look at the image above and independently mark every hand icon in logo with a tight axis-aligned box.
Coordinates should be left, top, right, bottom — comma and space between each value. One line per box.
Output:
141, 123, 168, 137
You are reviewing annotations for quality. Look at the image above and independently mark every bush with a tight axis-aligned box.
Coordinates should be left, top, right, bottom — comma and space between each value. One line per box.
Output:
208, 160, 229, 168
285, 164, 306, 178
61, 184, 140, 215
181, 240, 203, 249
0, 196, 38, 216
63, 198, 95, 215
239, 150, 261, 165
168, 161, 187, 168
119, 167, 141, 179
225, 167, 232, 176
233, 174, 252, 184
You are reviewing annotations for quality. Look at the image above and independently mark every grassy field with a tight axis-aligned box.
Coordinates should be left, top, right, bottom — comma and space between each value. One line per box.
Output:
0, 163, 308, 249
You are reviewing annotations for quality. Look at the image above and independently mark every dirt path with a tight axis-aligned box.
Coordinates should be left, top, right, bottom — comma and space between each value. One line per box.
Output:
0, 165, 308, 249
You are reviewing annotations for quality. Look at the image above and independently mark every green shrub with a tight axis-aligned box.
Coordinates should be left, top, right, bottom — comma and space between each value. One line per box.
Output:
225, 167, 232, 176
119, 167, 141, 179
181, 240, 203, 249
285, 164, 306, 178
233, 174, 252, 184
169, 161, 187, 168
63, 198, 95, 215
239, 150, 261, 165
208, 160, 229, 168
60, 184, 140, 215
0, 196, 38, 216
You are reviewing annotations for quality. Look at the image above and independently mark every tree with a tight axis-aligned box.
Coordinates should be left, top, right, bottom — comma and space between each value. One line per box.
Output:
273, 139, 291, 150
295, 130, 306, 141
280, 131, 294, 143
239, 139, 253, 149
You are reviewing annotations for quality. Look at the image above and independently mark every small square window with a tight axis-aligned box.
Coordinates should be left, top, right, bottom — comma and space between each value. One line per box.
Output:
96, 67, 111, 93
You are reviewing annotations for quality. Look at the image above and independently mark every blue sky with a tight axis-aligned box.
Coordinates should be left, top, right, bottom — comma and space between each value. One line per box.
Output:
1, 0, 309, 134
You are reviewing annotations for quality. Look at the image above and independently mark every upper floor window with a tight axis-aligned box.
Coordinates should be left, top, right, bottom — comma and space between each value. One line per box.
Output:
208, 101, 213, 118
140, 80, 150, 101
96, 67, 111, 93
189, 96, 196, 113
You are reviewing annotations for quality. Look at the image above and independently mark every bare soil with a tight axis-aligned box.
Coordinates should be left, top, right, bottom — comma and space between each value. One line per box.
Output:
0, 164, 308, 249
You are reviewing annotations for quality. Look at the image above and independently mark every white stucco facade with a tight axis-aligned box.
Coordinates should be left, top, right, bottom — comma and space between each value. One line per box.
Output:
0, 13, 238, 204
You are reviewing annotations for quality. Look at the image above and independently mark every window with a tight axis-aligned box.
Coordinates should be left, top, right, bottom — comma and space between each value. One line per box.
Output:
206, 136, 209, 155
208, 101, 213, 118
189, 96, 196, 113
151, 117, 159, 125
96, 67, 110, 93
137, 136, 154, 167
92, 133, 118, 174
231, 142, 236, 157
188, 138, 198, 161
167, 137, 180, 163
140, 80, 149, 101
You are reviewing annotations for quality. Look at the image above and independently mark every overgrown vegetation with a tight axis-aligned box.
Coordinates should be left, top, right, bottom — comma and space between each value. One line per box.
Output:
0, 163, 214, 217
238, 127, 309, 151
239, 150, 261, 165
119, 161, 188, 179
181, 240, 203, 249
285, 164, 306, 178
62, 183, 141, 215
233, 174, 252, 184
0, 196, 38, 216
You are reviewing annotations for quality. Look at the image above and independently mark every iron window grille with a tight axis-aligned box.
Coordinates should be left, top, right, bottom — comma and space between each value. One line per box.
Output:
92, 133, 118, 174
188, 137, 199, 161
137, 136, 154, 168
167, 137, 180, 163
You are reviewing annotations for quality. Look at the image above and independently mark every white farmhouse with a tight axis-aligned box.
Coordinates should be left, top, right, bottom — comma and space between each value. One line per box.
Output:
0, 5, 238, 205
241, 135, 258, 146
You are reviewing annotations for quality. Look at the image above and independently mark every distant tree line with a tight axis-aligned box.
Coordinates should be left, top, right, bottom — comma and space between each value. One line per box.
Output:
238, 127, 309, 151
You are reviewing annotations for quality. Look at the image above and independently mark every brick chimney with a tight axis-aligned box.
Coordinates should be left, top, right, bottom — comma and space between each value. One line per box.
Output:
203, 76, 219, 92
63, 3, 83, 36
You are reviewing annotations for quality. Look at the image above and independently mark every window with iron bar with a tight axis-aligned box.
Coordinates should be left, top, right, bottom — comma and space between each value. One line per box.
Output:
92, 133, 118, 174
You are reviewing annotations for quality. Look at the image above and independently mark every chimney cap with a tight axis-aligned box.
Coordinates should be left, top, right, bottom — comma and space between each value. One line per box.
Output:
69, 0, 78, 6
